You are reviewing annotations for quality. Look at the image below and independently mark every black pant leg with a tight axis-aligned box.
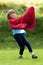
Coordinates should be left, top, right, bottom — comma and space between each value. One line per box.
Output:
20, 34, 33, 52
14, 34, 25, 55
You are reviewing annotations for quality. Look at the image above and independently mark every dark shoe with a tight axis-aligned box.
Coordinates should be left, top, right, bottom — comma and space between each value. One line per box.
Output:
18, 55, 23, 59
32, 55, 38, 59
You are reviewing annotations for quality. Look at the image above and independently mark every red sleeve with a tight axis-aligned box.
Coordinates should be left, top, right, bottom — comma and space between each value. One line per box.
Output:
9, 16, 23, 25
8, 19, 27, 29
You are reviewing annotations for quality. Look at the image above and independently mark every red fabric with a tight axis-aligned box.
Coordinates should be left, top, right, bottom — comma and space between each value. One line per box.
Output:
8, 6, 36, 30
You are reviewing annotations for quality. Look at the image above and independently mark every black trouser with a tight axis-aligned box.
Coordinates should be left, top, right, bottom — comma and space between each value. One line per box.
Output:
14, 34, 33, 55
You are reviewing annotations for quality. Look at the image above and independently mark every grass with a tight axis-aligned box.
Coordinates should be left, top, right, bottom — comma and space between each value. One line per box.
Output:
0, 34, 43, 49
0, 49, 43, 65
0, 2, 43, 65
0, 32, 43, 65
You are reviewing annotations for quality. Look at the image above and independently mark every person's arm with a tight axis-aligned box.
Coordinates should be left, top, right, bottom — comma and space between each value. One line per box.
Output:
9, 16, 23, 25
8, 20, 27, 29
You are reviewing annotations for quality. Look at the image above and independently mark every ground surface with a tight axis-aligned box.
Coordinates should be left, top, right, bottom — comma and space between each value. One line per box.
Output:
0, 49, 43, 65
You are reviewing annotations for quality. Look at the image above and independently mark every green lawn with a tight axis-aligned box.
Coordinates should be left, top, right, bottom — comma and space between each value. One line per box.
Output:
0, 33, 43, 65
0, 2, 43, 65
0, 49, 43, 65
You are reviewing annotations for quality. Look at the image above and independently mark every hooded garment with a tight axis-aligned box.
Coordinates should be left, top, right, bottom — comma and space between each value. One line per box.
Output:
8, 6, 36, 30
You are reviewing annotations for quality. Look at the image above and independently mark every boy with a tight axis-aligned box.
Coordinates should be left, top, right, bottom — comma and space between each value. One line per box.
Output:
7, 8, 38, 59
